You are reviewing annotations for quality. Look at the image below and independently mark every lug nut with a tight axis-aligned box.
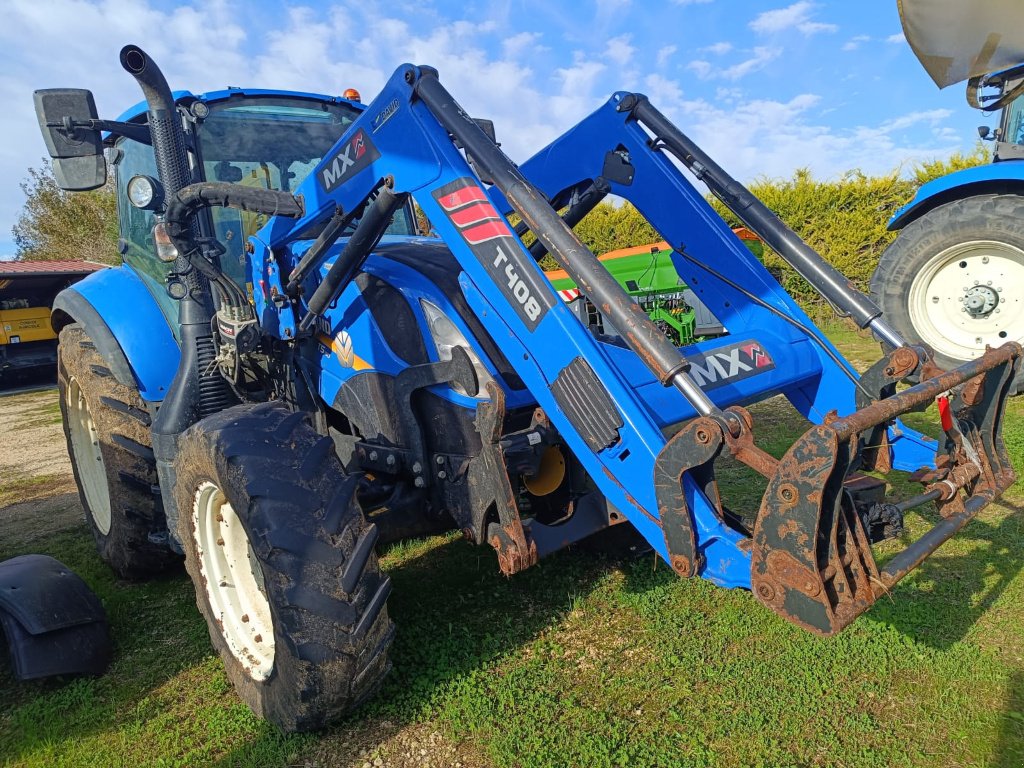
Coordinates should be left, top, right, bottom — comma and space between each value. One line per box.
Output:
369, 450, 378, 461
412, 461, 423, 474
983, 256, 990, 263
435, 455, 444, 465
386, 454, 396, 467
414, 477, 426, 488
437, 470, 447, 479
241, 614, 249, 623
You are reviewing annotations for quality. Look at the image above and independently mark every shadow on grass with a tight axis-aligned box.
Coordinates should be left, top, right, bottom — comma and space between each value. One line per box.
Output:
3, 525, 613, 767
992, 671, 1024, 768
867, 504, 1024, 649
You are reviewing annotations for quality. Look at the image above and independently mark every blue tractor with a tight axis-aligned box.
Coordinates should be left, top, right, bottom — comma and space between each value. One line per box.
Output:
33, 45, 1018, 731
871, 0, 1024, 394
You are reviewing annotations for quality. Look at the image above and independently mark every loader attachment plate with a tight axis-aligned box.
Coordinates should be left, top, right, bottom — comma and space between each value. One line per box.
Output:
751, 342, 1020, 635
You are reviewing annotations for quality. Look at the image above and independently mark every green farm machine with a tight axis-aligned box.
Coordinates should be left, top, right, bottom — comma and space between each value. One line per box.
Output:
544, 230, 763, 345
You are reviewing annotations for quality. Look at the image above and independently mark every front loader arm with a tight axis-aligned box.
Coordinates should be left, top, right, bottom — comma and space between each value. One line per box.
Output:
254, 64, 750, 586
251, 65, 1020, 635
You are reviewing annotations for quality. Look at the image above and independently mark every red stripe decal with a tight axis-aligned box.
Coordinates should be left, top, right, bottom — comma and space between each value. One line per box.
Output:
436, 185, 488, 212
462, 220, 511, 244
450, 201, 500, 228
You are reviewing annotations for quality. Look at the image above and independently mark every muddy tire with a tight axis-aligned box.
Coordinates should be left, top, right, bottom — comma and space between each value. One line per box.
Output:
870, 194, 1024, 395
57, 323, 178, 578
173, 402, 394, 732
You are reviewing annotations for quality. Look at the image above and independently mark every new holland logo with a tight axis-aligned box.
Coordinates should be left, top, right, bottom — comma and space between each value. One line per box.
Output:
687, 339, 774, 390
317, 329, 372, 371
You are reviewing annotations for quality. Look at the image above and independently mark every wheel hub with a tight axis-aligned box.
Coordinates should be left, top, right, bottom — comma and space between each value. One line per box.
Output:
963, 284, 999, 317
66, 376, 112, 535
908, 239, 1024, 360
192, 482, 275, 681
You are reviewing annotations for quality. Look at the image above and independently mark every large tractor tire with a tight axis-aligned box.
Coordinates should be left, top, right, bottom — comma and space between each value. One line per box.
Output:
173, 403, 394, 732
57, 324, 178, 578
870, 194, 1024, 395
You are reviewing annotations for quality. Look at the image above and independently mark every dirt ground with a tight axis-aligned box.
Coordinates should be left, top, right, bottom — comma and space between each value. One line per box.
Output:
0, 382, 82, 551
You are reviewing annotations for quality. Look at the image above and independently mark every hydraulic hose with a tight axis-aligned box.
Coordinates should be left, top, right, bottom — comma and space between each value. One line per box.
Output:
164, 181, 305, 308
299, 184, 406, 330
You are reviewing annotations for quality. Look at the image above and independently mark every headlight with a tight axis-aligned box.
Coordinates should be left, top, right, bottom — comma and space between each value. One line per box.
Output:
420, 299, 494, 398
126, 174, 163, 210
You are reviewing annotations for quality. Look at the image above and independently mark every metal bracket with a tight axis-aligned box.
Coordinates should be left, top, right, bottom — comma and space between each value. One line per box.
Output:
655, 416, 726, 577
391, 345, 478, 488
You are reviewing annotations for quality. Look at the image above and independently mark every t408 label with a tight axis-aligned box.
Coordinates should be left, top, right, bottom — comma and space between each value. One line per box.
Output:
433, 178, 554, 332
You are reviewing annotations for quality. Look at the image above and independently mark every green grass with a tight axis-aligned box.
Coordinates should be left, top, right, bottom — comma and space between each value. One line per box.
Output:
2, 328, 1023, 767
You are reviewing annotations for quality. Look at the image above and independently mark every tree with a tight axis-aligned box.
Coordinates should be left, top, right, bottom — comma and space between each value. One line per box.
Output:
12, 161, 119, 264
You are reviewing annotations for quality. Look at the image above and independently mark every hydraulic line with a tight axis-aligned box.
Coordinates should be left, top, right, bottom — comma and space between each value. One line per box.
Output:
620, 93, 908, 350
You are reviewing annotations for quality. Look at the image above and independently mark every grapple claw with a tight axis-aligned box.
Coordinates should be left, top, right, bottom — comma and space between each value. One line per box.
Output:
751, 342, 1020, 635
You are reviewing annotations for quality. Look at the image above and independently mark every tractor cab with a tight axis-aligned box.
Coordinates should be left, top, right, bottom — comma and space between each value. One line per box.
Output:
108, 89, 416, 326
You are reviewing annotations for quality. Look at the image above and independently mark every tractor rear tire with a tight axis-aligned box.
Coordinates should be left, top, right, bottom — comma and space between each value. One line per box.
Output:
870, 194, 1024, 395
57, 323, 178, 579
173, 402, 394, 733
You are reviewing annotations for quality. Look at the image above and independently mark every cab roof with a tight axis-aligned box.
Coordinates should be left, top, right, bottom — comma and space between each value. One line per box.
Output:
114, 87, 365, 124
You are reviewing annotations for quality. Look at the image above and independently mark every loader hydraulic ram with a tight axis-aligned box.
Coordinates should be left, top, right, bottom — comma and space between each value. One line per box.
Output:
203, 64, 1017, 637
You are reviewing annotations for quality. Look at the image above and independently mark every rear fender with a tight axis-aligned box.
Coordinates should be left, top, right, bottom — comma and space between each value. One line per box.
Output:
889, 161, 1024, 230
51, 266, 179, 402
0, 555, 111, 679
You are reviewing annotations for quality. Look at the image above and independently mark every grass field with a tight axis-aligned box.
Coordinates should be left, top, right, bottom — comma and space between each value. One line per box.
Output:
1, 326, 1022, 768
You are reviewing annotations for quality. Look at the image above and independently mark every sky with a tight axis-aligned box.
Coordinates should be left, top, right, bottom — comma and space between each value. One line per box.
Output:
0, 0, 991, 258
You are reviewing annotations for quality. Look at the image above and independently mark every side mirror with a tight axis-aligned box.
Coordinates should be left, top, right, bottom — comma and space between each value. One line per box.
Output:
33, 89, 106, 191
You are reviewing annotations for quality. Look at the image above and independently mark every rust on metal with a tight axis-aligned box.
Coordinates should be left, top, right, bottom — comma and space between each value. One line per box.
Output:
722, 406, 779, 479
831, 343, 1020, 442
654, 416, 726, 577
887, 346, 920, 379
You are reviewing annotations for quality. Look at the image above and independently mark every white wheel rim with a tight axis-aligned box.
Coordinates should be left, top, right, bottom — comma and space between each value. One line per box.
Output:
66, 376, 112, 535
192, 482, 276, 680
908, 239, 1024, 361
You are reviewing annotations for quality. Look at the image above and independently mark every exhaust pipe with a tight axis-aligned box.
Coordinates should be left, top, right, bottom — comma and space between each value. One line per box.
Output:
119, 45, 192, 200
119, 45, 231, 553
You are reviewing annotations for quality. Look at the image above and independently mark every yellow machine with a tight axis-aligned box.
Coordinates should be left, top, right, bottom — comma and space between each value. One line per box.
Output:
0, 261, 102, 380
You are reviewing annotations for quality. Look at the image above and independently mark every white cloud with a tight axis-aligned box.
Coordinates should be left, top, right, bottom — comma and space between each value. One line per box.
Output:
687, 47, 780, 82
651, 91, 960, 184
877, 108, 952, 132
503, 31, 542, 59
672, 0, 713, 5
656, 45, 677, 67
887, 32, 907, 43
842, 34, 871, 52
722, 47, 782, 80
605, 34, 635, 67
797, 21, 838, 35
750, 2, 836, 36
701, 41, 733, 55
687, 60, 713, 79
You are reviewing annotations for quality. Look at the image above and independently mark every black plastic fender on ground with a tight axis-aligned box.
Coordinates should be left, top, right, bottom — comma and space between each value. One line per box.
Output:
0, 554, 111, 680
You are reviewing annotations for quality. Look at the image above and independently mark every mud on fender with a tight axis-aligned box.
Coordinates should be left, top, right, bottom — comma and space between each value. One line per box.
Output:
0, 554, 111, 680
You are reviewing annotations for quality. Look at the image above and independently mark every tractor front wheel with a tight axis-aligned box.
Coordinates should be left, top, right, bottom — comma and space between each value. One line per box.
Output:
173, 403, 394, 732
871, 194, 1024, 394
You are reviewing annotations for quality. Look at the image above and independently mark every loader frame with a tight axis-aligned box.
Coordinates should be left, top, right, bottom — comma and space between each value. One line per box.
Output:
225, 64, 1017, 634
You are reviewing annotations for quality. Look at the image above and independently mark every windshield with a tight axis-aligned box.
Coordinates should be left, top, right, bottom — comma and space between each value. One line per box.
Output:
1001, 80, 1024, 144
197, 96, 415, 283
